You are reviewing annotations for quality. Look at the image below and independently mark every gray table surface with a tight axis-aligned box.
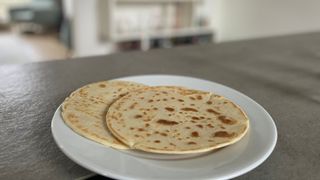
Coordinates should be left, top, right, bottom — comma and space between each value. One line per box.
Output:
1, 32, 320, 180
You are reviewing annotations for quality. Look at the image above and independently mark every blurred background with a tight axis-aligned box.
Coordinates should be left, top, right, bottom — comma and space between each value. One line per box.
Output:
0, 0, 320, 65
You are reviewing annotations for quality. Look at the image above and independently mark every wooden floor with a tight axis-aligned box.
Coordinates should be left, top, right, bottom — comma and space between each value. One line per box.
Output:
0, 30, 70, 65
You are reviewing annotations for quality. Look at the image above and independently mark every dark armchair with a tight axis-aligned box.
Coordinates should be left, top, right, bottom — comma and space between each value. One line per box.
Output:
9, 0, 62, 32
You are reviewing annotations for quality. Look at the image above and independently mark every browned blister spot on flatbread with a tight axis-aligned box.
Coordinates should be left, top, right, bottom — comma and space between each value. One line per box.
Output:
165, 107, 175, 112
181, 107, 198, 112
188, 141, 197, 145
214, 131, 235, 138
191, 131, 199, 137
196, 124, 203, 128
134, 115, 142, 118
82, 128, 89, 133
79, 89, 86, 94
67, 113, 76, 119
160, 132, 168, 136
157, 119, 179, 125
129, 102, 138, 109
99, 84, 106, 88
192, 116, 200, 120
218, 116, 237, 125
76, 125, 83, 129
207, 109, 220, 115
207, 124, 214, 128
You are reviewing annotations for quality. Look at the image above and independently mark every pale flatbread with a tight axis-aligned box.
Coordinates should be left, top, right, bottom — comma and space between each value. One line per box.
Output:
61, 80, 146, 149
106, 86, 249, 154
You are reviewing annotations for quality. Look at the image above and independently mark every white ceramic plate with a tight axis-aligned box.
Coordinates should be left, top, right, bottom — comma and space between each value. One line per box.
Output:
51, 75, 277, 180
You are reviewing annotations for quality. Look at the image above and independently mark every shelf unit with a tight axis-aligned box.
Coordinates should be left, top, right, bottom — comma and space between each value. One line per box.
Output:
97, 0, 213, 51
113, 27, 212, 42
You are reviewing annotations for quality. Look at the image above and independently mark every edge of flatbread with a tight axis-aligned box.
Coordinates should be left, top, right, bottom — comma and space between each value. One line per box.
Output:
61, 80, 146, 149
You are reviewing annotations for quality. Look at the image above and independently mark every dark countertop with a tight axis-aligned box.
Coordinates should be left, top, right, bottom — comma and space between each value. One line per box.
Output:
1, 32, 320, 180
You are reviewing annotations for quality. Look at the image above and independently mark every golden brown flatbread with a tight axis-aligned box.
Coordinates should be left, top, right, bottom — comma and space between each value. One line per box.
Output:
61, 80, 146, 149
106, 86, 249, 154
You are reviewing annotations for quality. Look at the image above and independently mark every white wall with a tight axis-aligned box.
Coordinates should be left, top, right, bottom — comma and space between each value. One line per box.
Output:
214, 0, 320, 42
62, 0, 73, 19
195, 0, 216, 29
72, 0, 110, 57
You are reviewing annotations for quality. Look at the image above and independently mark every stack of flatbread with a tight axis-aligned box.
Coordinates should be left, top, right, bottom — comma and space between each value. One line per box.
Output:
61, 80, 249, 154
